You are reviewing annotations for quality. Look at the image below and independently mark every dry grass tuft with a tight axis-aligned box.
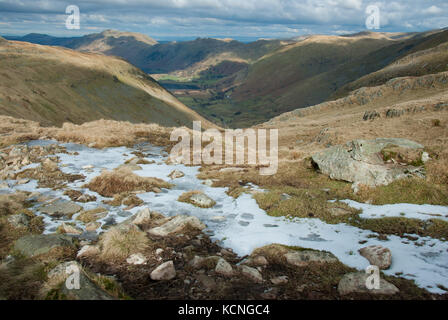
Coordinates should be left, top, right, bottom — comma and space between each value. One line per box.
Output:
85, 168, 172, 197
99, 225, 150, 261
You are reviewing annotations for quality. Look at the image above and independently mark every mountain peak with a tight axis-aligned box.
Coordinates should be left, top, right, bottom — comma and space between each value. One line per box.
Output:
98, 29, 158, 45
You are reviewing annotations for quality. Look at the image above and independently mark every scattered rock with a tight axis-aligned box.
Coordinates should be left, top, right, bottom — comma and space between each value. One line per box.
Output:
149, 215, 206, 237
150, 261, 176, 281
126, 253, 147, 265
215, 258, 233, 277
245, 255, 268, 267
168, 169, 185, 179
421, 152, 430, 163
14, 234, 75, 258
85, 222, 101, 232
338, 272, 399, 296
359, 245, 392, 270
189, 192, 216, 208
271, 276, 288, 285
40, 200, 83, 218
131, 208, 152, 226
7, 213, 30, 228
363, 110, 380, 121
77, 245, 100, 258
44, 261, 114, 300
189, 256, 205, 269
57, 223, 83, 235
285, 250, 338, 267
239, 265, 263, 283
17, 178, 30, 185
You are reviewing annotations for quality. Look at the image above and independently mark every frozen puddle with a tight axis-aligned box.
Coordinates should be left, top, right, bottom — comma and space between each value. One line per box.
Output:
5, 140, 448, 294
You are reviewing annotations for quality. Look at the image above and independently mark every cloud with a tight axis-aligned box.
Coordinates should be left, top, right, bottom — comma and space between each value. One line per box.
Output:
0, 0, 447, 39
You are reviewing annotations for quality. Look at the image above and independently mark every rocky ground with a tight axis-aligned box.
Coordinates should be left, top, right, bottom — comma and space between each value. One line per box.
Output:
1, 139, 447, 300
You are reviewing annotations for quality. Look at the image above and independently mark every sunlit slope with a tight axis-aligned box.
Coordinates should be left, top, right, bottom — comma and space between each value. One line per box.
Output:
0, 39, 212, 128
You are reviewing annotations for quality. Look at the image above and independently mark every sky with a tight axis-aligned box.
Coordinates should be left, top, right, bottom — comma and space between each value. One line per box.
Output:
0, 0, 447, 41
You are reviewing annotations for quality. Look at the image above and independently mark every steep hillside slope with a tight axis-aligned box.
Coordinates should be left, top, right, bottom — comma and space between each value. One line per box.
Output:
331, 30, 448, 99
0, 39, 211, 128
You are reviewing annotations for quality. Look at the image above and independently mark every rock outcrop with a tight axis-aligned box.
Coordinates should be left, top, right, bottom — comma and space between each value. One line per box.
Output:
312, 138, 425, 189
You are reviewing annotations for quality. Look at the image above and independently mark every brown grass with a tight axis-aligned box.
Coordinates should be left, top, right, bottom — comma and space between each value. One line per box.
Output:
0, 116, 175, 149
84, 168, 172, 197
99, 225, 150, 261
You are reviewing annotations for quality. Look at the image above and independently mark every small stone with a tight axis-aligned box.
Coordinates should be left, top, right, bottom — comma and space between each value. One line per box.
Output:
285, 250, 338, 267
215, 258, 233, 277
149, 215, 205, 237
421, 152, 430, 163
155, 248, 164, 255
189, 256, 205, 269
85, 222, 101, 232
17, 178, 30, 185
131, 208, 152, 226
189, 192, 216, 208
239, 265, 263, 283
168, 170, 185, 179
57, 223, 83, 235
77, 245, 100, 258
82, 165, 94, 169
359, 245, 392, 270
246, 255, 268, 267
150, 261, 176, 281
126, 253, 147, 265
271, 276, 288, 285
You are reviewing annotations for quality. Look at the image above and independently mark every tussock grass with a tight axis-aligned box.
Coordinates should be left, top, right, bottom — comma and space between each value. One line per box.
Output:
85, 168, 172, 197
0, 192, 28, 217
0, 116, 175, 149
99, 225, 150, 261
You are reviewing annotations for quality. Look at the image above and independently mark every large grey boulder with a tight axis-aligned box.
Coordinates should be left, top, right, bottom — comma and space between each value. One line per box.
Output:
14, 234, 75, 258
338, 272, 399, 296
311, 138, 425, 188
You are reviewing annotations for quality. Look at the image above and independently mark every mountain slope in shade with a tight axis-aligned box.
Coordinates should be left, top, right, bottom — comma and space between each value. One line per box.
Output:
0, 39, 212, 128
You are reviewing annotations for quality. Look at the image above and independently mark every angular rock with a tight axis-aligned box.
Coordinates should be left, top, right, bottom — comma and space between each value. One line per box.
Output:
215, 258, 233, 277
148, 215, 205, 237
239, 265, 263, 283
131, 208, 152, 226
189, 256, 205, 269
285, 250, 338, 267
271, 276, 288, 285
14, 234, 75, 258
77, 245, 100, 258
126, 253, 147, 265
312, 138, 425, 187
85, 222, 101, 232
150, 261, 176, 281
40, 200, 82, 218
338, 272, 399, 296
245, 255, 269, 267
57, 223, 83, 235
45, 261, 114, 300
189, 192, 216, 208
359, 245, 392, 270
168, 170, 185, 179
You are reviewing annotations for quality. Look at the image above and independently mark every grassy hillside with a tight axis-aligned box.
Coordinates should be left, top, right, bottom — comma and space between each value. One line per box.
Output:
0, 39, 211, 128
331, 30, 448, 99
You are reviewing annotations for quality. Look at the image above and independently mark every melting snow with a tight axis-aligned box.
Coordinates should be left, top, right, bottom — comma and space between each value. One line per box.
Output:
2, 140, 448, 294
